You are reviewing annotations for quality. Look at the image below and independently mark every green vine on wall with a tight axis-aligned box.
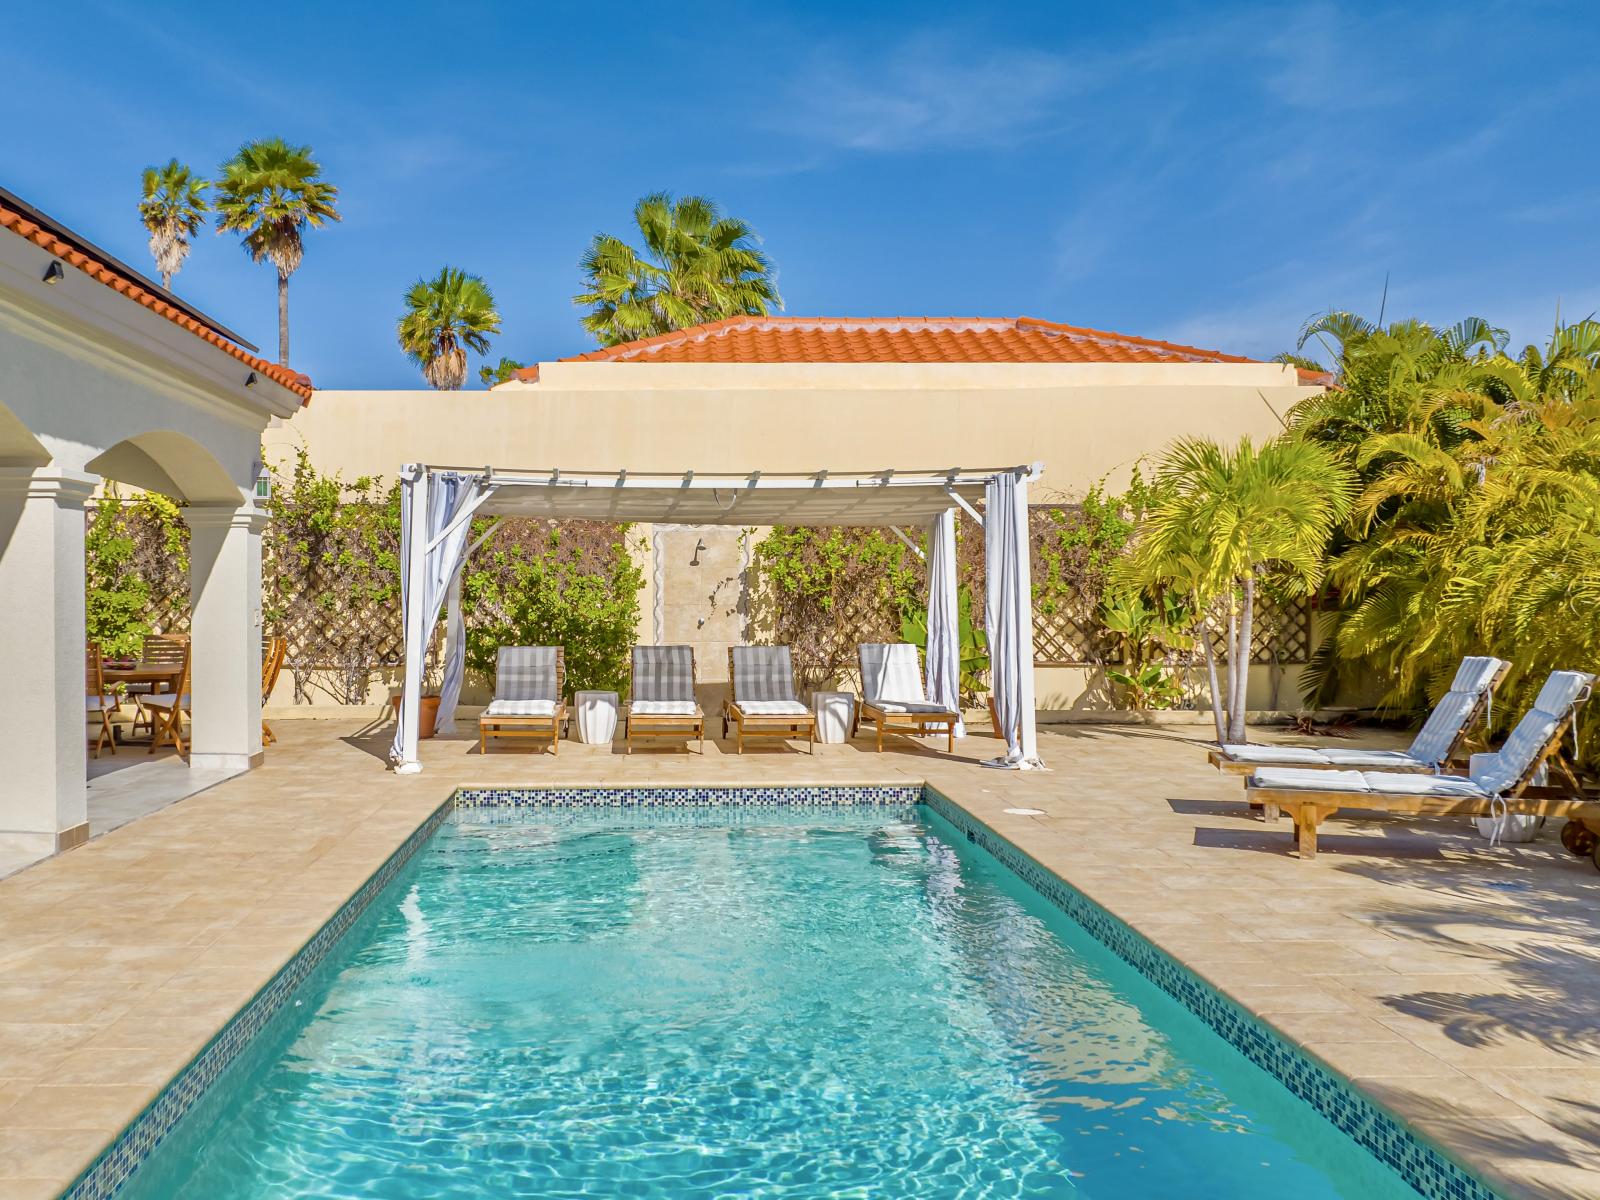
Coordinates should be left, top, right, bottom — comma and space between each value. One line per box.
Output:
85, 485, 190, 657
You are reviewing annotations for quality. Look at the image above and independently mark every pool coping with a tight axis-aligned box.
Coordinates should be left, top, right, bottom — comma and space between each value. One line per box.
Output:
63, 782, 1502, 1200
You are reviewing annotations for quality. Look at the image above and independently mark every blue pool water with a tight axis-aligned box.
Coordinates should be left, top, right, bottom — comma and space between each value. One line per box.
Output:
122, 804, 1417, 1198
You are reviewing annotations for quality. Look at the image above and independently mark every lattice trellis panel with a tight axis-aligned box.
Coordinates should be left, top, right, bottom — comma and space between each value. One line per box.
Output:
1192, 594, 1313, 665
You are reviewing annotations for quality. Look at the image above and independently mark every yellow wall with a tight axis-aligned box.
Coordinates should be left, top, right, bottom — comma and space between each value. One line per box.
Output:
263, 360, 1326, 719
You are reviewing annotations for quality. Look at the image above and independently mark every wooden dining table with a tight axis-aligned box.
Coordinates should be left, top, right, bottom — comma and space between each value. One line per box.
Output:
102, 662, 183, 743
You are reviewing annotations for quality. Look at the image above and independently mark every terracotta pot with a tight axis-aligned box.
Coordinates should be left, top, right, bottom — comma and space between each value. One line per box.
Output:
391, 693, 440, 739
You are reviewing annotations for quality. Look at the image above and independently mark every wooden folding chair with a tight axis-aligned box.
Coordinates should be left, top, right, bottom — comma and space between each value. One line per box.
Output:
86, 642, 119, 758
261, 635, 287, 746
137, 639, 192, 756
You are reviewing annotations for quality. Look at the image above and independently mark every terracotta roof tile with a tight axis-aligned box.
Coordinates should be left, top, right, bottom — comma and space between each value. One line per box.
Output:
537, 316, 1265, 372
0, 199, 312, 401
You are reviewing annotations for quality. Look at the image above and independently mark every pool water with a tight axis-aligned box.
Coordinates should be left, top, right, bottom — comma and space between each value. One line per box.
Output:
122, 805, 1416, 1198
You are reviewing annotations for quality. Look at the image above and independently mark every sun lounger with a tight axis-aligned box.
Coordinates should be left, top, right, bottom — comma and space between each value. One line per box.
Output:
479, 646, 566, 755
1247, 670, 1595, 858
722, 646, 815, 753
854, 643, 960, 753
626, 645, 704, 753
1209, 655, 1509, 777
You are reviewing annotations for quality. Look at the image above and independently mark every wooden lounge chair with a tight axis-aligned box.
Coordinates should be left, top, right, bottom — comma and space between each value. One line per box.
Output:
479, 646, 567, 755
722, 646, 815, 753
1212, 655, 1510, 821
1209, 656, 1509, 777
626, 645, 704, 753
137, 638, 191, 756
261, 635, 286, 746
86, 642, 119, 759
853, 642, 959, 753
1248, 670, 1595, 859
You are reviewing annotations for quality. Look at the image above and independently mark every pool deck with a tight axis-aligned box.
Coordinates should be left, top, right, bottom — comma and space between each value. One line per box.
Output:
2, 719, 1598, 1199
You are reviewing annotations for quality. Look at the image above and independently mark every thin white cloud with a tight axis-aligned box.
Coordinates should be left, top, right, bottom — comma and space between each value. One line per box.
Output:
768, 34, 1090, 154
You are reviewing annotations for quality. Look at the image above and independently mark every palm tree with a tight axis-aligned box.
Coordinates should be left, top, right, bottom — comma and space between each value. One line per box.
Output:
1123, 436, 1355, 743
574, 192, 780, 346
138, 159, 209, 291
478, 356, 525, 387
213, 139, 340, 366
397, 268, 501, 390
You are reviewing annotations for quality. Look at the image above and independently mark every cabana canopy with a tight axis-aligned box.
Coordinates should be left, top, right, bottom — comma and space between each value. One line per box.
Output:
390, 464, 1043, 772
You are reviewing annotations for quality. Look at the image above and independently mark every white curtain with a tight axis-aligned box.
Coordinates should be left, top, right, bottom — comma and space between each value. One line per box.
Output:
925, 508, 965, 738
390, 469, 491, 770
434, 572, 468, 735
984, 471, 1043, 769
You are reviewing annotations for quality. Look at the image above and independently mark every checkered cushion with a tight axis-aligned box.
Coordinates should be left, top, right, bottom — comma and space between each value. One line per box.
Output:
859, 643, 927, 706
1406, 655, 1507, 764
630, 700, 700, 716
495, 646, 559, 704
632, 645, 695, 703
732, 646, 798, 704
735, 700, 810, 716
483, 699, 558, 717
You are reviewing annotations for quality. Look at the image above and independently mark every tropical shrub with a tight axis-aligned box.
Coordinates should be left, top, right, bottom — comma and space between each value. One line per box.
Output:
461, 524, 644, 695
1290, 314, 1600, 764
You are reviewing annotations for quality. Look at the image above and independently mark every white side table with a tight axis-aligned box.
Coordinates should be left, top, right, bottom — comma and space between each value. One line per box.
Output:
574, 691, 619, 744
812, 691, 856, 744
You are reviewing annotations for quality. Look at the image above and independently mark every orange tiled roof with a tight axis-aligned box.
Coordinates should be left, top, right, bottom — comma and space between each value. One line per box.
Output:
0, 197, 312, 401
540, 316, 1264, 371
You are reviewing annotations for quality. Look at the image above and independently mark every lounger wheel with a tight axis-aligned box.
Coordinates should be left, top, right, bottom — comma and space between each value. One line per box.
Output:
1560, 819, 1598, 858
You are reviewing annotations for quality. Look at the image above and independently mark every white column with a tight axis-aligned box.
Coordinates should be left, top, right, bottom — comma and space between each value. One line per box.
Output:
0, 467, 96, 855
186, 503, 267, 772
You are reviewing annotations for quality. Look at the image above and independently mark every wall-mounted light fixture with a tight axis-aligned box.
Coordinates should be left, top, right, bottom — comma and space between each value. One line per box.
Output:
244, 371, 258, 388
41, 260, 65, 285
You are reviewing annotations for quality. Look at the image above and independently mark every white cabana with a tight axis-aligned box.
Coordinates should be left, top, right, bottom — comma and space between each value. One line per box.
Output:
390, 464, 1044, 772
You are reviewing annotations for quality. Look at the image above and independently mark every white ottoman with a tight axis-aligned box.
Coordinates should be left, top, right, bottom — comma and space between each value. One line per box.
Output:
574, 690, 619, 745
812, 691, 856, 744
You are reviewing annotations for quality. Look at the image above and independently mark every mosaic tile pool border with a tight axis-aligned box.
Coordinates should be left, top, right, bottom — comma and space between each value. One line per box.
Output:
453, 783, 924, 808
919, 787, 1501, 1200
60, 799, 455, 1200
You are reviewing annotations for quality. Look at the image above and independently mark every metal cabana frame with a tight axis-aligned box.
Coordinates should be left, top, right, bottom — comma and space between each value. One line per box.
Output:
389, 464, 1044, 772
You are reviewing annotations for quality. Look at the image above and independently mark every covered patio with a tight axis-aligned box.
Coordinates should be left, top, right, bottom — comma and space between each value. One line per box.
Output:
0, 188, 307, 867
389, 464, 1046, 772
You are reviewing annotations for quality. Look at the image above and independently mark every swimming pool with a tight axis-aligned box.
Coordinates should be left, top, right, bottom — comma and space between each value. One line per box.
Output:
114, 798, 1433, 1198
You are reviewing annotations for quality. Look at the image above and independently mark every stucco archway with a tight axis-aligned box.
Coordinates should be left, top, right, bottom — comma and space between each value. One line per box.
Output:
86, 431, 246, 506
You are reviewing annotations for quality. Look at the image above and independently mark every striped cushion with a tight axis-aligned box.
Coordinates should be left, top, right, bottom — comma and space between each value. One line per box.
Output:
732, 646, 797, 704
1470, 669, 1595, 795
859, 643, 926, 706
1406, 655, 1507, 764
632, 646, 695, 703
495, 646, 559, 704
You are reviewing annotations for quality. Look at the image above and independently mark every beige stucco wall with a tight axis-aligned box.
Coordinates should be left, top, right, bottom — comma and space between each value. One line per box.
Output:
269, 361, 1315, 502
262, 360, 1326, 720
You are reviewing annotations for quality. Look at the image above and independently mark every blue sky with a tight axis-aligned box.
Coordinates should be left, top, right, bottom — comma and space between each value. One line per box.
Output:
2, 1, 1595, 388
